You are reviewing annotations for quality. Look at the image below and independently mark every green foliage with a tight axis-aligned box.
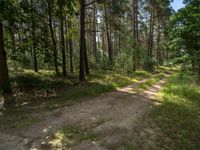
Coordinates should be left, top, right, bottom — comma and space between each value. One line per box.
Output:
166, 0, 200, 75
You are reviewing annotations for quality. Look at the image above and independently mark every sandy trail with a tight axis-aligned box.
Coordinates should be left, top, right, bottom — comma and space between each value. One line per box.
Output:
0, 75, 169, 150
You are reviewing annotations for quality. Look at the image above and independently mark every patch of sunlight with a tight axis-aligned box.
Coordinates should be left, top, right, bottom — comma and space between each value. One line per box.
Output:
130, 78, 139, 83
23, 69, 37, 75
47, 131, 72, 149
156, 91, 164, 102
48, 139, 63, 149
43, 128, 49, 133
30, 148, 38, 150
54, 131, 64, 140
137, 70, 151, 75
117, 86, 137, 94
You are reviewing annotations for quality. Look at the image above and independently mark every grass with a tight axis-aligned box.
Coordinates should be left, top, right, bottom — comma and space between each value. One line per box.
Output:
123, 71, 200, 149
8, 69, 154, 110
0, 67, 171, 129
151, 72, 200, 149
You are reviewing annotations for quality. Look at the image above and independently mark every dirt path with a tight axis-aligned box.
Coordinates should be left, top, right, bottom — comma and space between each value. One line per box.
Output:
0, 75, 169, 150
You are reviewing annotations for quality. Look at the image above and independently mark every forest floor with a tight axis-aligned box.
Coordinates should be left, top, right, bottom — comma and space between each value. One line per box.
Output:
0, 68, 172, 150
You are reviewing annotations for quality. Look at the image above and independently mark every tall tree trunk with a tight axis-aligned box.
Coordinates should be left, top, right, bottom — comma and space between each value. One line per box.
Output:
59, 3, 67, 77
84, 37, 89, 75
148, 4, 155, 61
102, 32, 106, 57
69, 38, 74, 73
65, 18, 69, 56
93, 3, 97, 60
79, 0, 86, 81
104, 1, 113, 64
156, 20, 161, 65
132, 0, 138, 71
0, 21, 15, 108
47, 0, 60, 76
68, 18, 74, 73
135, 0, 139, 67
31, 0, 38, 72
0, 21, 11, 94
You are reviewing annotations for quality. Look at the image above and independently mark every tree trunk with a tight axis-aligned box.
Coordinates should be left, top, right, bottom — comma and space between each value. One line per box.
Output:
148, 4, 155, 60
104, 1, 113, 64
69, 38, 74, 73
47, 1, 60, 76
84, 37, 89, 75
59, 3, 67, 77
79, 0, 86, 81
132, 0, 138, 71
31, 0, 38, 72
0, 21, 15, 108
156, 21, 161, 65
0, 21, 11, 94
93, 3, 97, 60
68, 18, 74, 73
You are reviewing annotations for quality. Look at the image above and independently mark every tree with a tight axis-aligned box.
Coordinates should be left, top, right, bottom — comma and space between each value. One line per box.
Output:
68, 18, 74, 73
132, 0, 139, 71
104, 0, 113, 64
93, 3, 98, 60
47, 0, 60, 76
30, 0, 38, 72
147, 0, 156, 62
167, 0, 200, 77
0, 21, 11, 94
79, 0, 86, 81
58, 0, 67, 77
0, 0, 173, 83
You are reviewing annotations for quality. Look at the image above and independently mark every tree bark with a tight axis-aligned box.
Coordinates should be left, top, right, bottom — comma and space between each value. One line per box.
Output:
93, 3, 97, 60
47, 0, 60, 76
104, 1, 113, 64
69, 38, 74, 73
132, 0, 138, 71
31, 0, 38, 72
156, 20, 161, 65
0, 21, 11, 93
79, 0, 86, 81
84, 37, 89, 75
59, 3, 67, 77
148, 4, 155, 61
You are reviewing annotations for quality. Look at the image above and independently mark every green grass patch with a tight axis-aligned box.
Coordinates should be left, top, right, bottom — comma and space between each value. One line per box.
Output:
150, 72, 200, 149
123, 71, 200, 150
